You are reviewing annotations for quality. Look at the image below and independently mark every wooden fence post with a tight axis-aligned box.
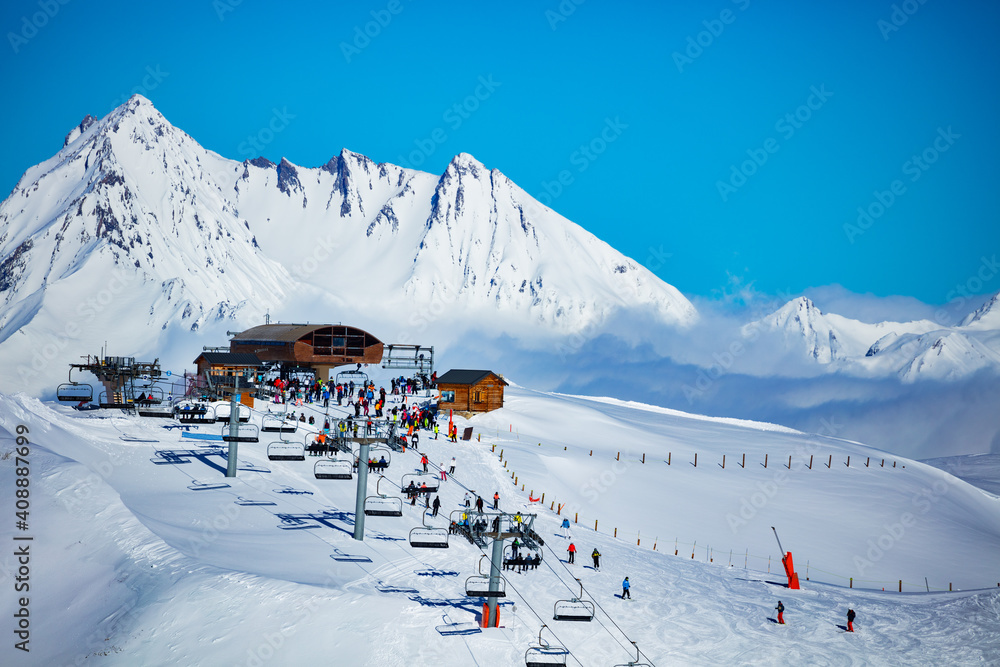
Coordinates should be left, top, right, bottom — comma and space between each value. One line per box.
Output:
722, 454, 725, 469
827, 454, 832, 468
616, 452, 620, 461
809, 455, 813, 470
642, 453, 645, 464
787, 455, 791, 469
764, 454, 768, 469
594, 519, 598, 531
866, 457, 870, 468
899, 579, 902, 592
741, 453, 745, 468
574, 512, 578, 524
846, 456, 850, 468
668, 452, 671, 465
694, 453, 697, 467
850, 577, 853, 588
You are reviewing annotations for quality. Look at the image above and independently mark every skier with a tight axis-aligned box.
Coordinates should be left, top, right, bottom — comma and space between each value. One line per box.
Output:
622, 577, 631, 599
776, 601, 784, 624
464, 492, 472, 508
434, 423, 439, 439
406, 481, 417, 506
432, 496, 441, 517
439, 463, 447, 482
493, 491, 500, 510
561, 517, 571, 538
592, 548, 601, 570
847, 608, 855, 632
567, 542, 576, 564
420, 454, 429, 473
475, 496, 484, 513
449, 457, 456, 475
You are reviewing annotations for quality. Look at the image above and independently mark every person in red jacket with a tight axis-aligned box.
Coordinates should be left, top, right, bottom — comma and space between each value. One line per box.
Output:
567, 542, 577, 564
776, 601, 784, 624
420, 454, 428, 472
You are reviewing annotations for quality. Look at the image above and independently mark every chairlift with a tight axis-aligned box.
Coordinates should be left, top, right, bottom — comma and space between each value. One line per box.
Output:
409, 511, 449, 549
267, 441, 305, 461
330, 549, 372, 563
133, 386, 164, 405
215, 403, 250, 423
612, 641, 652, 667
400, 472, 439, 494
176, 402, 215, 423
466, 556, 506, 597
336, 370, 369, 387
187, 479, 231, 491
553, 579, 595, 622
503, 544, 542, 572
314, 458, 352, 480
221, 423, 259, 443
524, 625, 569, 667
235, 497, 276, 506
354, 444, 391, 473
56, 370, 94, 402
365, 476, 403, 517
261, 413, 297, 433
98, 390, 133, 409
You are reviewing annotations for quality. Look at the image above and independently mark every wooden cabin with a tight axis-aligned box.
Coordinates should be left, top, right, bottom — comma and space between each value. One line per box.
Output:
436, 369, 507, 414
192, 352, 264, 397
228, 323, 383, 378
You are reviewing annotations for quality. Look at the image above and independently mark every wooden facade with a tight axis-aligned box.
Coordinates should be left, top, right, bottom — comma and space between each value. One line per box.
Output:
228, 324, 383, 377
436, 370, 507, 414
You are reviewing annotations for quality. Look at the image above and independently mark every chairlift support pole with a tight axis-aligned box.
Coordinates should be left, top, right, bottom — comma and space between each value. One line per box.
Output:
225, 392, 239, 477
353, 438, 371, 540
486, 531, 505, 626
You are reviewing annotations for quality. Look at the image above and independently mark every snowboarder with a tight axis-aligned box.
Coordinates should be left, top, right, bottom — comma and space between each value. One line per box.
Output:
847, 608, 855, 632
567, 542, 576, 564
561, 517, 571, 538
776, 601, 784, 624
592, 548, 601, 570
493, 491, 500, 510
432, 495, 441, 517
622, 577, 631, 599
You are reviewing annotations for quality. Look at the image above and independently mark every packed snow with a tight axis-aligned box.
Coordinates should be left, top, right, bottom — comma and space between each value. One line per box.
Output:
1, 379, 998, 666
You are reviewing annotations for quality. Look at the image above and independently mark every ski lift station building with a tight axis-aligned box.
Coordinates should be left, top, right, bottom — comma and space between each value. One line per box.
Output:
227, 323, 384, 377
436, 369, 507, 415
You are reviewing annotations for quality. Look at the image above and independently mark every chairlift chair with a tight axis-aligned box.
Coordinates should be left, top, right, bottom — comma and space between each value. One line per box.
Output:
553, 578, 595, 622
466, 555, 506, 597
409, 511, 449, 549
354, 444, 391, 473
524, 625, 569, 667
221, 423, 260, 443
176, 403, 214, 423
314, 458, 353, 480
400, 472, 439, 495
98, 391, 133, 409
262, 413, 296, 433
267, 440, 305, 461
364, 476, 403, 516
215, 403, 250, 423
56, 370, 94, 403
612, 641, 652, 667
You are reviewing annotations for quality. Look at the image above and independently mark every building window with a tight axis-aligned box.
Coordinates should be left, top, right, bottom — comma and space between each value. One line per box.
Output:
441, 390, 456, 403
473, 391, 483, 403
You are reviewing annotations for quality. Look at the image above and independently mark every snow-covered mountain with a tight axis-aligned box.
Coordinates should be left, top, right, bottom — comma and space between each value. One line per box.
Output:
749, 295, 1000, 381
0, 96, 696, 394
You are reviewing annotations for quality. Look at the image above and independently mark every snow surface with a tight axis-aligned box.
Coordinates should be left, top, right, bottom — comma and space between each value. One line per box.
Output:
1, 380, 998, 666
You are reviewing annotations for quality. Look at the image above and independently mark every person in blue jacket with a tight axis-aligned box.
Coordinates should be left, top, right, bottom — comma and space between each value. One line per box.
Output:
622, 577, 631, 599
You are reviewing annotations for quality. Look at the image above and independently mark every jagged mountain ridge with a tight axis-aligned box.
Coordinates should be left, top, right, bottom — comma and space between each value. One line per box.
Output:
0, 95, 697, 394
750, 296, 1000, 381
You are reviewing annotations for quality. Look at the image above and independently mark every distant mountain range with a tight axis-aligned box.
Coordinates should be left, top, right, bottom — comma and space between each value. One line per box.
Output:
749, 295, 1000, 382
0, 95, 997, 398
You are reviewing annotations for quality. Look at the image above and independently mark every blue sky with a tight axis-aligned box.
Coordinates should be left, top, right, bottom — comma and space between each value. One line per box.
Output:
2, 0, 998, 307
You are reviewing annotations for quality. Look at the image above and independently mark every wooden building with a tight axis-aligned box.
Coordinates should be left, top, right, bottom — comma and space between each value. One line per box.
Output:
436, 369, 507, 414
192, 352, 264, 398
228, 323, 383, 378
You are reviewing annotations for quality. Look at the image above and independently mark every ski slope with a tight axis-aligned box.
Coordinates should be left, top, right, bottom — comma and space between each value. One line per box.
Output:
1, 382, 999, 666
